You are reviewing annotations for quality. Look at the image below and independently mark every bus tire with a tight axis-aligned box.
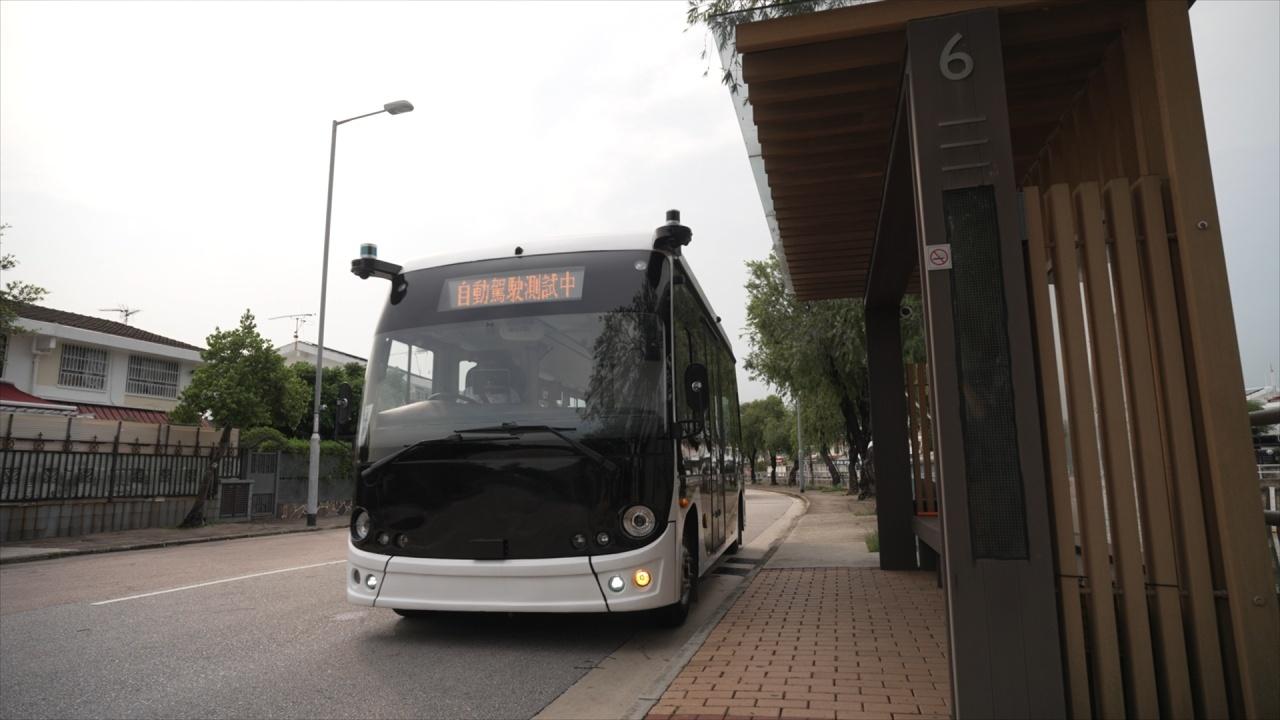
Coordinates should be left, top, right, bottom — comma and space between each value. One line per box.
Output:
656, 524, 698, 627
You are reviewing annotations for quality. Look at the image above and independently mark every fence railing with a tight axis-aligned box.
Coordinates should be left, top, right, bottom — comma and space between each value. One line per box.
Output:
0, 448, 242, 502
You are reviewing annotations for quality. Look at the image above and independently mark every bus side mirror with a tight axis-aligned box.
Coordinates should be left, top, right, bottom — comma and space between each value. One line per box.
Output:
684, 363, 709, 416
335, 383, 353, 435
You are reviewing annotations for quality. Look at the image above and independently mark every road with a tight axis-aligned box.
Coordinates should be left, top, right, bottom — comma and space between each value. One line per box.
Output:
0, 488, 796, 720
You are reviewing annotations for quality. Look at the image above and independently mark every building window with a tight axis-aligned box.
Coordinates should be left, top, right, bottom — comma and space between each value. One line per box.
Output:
58, 343, 109, 391
126, 355, 180, 398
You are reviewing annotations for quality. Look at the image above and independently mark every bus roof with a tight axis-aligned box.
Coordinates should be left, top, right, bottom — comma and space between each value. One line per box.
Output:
397, 232, 735, 362
399, 234, 654, 273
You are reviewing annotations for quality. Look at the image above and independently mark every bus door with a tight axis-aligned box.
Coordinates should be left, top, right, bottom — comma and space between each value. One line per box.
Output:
707, 335, 726, 551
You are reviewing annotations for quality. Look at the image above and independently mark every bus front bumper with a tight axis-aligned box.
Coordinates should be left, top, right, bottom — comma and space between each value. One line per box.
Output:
347, 525, 677, 613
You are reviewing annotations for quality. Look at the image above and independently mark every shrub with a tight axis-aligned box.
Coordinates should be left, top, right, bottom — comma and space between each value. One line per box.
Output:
240, 426, 288, 451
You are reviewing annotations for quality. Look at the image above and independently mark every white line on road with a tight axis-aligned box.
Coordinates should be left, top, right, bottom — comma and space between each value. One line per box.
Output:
91, 560, 345, 606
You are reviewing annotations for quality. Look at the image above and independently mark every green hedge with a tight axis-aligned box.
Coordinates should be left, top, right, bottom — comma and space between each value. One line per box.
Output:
241, 427, 354, 479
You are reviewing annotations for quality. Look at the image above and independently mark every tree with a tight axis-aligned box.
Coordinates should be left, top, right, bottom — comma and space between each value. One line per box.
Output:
171, 310, 309, 527
762, 402, 794, 486
741, 395, 785, 484
742, 254, 924, 498
289, 361, 366, 439
799, 391, 848, 486
0, 225, 50, 335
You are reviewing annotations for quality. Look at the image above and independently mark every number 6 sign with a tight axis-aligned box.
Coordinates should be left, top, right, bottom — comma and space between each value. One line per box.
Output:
940, 33, 973, 81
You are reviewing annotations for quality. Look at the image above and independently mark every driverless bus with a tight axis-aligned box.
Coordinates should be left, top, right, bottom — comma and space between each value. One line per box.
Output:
345, 211, 743, 625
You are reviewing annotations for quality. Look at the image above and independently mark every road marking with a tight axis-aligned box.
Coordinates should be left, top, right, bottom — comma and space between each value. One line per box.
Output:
91, 560, 345, 606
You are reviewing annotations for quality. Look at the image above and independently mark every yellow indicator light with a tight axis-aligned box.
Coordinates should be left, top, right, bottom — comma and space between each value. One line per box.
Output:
633, 569, 652, 588
679, 497, 690, 508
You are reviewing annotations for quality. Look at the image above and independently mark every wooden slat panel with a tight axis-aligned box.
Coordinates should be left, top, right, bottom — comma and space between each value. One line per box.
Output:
1084, 49, 1124, 181
770, 178, 881, 198
776, 212, 875, 231
742, 33, 904, 85
752, 89, 897, 124
757, 117, 893, 143
1000, 0, 1130, 48
1119, 7, 1167, 177
734, 0, 1045, 54
1102, 179, 1194, 718
772, 196, 881, 214
1045, 183, 1126, 718
764, 154, 884, 176
1075, 182, 1160, 719
780, 231, 875, 245
1147, 2, 1280, 715
747, 64, 900, 106
1102, 40, 1141, 181
1022, 187, 1091, 719
1132, 176, 1228, 718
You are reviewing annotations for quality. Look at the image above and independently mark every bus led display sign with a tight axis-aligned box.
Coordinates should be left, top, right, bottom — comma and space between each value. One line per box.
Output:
442, 267, 585, 310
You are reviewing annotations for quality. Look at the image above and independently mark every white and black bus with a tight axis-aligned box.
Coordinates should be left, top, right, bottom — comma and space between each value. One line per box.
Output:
345, 211, 743, 625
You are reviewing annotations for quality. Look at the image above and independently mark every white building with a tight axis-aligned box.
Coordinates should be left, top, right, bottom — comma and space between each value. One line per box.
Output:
0, 304, 202, 423
275, 340, 366, 370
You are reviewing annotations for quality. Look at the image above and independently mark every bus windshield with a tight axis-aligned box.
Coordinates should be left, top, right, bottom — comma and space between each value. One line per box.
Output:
361, 310, 666, 460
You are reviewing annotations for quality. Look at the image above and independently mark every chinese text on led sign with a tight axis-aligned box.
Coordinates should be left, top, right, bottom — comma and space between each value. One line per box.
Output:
442, 267, 585, 310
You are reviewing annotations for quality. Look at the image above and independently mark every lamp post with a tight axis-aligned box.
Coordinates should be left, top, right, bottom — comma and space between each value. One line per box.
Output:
307, 99, 414, 527
795, 393, 805, 493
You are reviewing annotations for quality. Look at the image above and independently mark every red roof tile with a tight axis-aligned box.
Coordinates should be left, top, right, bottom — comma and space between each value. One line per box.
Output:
0, 381, 72, 407
14, 303, 202, 352
75, 403, 175, 425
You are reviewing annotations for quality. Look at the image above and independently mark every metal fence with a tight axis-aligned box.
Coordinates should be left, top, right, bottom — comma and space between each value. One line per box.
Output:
0, 448, 242, 502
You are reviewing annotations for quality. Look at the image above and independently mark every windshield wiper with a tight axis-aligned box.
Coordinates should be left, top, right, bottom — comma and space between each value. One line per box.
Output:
453, 423, 620, 476
360, 434, 471, 479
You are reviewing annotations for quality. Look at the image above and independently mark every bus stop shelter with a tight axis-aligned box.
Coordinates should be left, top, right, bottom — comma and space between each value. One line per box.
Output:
723, 1, 1279, 717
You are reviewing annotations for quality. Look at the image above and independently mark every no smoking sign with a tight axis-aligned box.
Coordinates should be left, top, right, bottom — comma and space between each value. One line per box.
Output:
926, 244, 953, 271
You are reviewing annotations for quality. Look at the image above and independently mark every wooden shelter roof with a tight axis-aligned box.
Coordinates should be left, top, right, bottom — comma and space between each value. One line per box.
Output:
732, 0, 1136, 300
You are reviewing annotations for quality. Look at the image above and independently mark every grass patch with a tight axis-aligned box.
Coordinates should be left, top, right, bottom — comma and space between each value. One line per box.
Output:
865, 531, 880, 553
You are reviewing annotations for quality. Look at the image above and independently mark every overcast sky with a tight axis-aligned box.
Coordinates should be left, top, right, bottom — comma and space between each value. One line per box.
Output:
1, 0, 1276, 402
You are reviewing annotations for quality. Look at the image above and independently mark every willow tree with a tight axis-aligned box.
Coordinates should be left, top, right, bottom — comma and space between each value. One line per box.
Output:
171, 311, 308, 527
741, 395, 786, 484
743, 254, 923, 497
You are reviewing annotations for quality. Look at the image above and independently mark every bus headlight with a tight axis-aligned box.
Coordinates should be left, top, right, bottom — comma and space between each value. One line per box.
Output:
352, 509, 371, 542
622, 506, 657, 539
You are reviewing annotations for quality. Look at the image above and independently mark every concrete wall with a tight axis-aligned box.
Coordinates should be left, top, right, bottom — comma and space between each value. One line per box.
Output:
0, 496, 195, 542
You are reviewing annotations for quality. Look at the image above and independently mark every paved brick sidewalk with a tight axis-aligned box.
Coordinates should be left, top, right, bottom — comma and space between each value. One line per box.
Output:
646, 489, 950, 720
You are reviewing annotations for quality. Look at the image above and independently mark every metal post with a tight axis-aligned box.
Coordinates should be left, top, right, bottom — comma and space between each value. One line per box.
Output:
795, 394, 804, 493
867, 305, 916, 570
307, 119, 339, 528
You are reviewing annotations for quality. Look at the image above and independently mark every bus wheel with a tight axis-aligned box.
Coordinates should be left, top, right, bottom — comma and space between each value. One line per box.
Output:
393, 609, 432, 619
656, 531, 697, 627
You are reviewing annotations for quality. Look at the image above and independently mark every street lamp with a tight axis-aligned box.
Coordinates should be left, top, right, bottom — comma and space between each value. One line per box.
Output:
307, 99, 414, 527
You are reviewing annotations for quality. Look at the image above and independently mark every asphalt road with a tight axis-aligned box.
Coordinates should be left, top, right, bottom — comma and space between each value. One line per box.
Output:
0, 488, 795, 720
